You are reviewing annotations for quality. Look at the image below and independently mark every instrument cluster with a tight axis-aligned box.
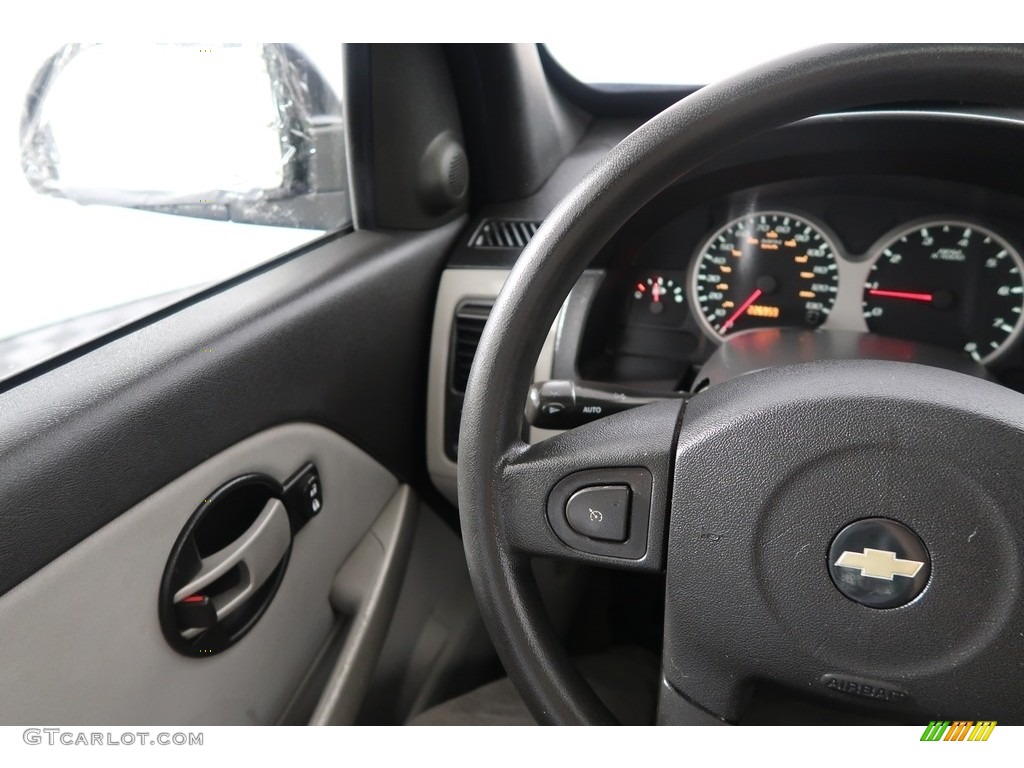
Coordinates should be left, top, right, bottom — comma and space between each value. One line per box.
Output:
679, 211, 1024, 363
583, 176, 1024, 390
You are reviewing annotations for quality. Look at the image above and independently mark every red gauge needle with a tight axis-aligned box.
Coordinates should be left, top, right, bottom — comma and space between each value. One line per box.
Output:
721, 288, 763, 331
867, 289, 933, 302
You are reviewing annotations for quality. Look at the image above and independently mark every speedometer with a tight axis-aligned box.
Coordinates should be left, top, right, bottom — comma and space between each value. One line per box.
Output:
691, 212, 839, 339
862, 220, 1024, 363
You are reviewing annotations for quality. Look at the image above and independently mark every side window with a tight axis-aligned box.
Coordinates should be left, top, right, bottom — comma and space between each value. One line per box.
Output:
4, 43, 348, 382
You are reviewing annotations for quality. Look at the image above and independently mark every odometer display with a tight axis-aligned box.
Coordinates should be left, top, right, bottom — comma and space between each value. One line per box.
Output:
691, 212, 839, 339
863, 221, 1024, 363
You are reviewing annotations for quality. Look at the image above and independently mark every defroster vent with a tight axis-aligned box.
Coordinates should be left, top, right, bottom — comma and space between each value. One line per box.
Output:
471, 220, 542, 249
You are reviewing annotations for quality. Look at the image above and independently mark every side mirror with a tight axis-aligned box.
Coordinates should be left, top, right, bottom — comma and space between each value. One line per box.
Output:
20, 43, 347, 229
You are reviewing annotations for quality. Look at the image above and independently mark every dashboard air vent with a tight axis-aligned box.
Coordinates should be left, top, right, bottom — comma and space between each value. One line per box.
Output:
471, 219, 542, 249
450, 302, 493, 394
446, 301, 494, 460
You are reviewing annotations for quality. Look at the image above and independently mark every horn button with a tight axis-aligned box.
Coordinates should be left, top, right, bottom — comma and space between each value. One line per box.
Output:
663, 361, 1024, 721
828, 518, 930, 609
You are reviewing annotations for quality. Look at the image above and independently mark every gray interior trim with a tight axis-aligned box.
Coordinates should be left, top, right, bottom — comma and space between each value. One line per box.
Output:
309, 484, 418, 725
0, 423, 397, 725
355, 502, 496, 725
426, 268, 560, 504
552, 270, 605, 379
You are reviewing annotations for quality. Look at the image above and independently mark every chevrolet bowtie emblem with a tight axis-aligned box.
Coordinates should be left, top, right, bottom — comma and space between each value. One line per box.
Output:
834, 548, 925, 581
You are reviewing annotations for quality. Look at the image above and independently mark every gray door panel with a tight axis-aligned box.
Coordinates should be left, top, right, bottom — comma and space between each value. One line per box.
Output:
0, 423, 397, 724
0, 220, 461, 597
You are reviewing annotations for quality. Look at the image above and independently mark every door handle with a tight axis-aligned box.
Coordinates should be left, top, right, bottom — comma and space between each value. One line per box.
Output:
160, 465, 323, 656
173, 498, 291, 638
160, 472, 299, 655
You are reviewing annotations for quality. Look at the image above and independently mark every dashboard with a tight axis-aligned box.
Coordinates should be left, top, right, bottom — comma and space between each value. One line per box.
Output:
429, 109, 1024, 502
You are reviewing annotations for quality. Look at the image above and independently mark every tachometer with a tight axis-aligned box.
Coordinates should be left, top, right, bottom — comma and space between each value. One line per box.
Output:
691, 212, 839, 339
862, 221, 1024, 363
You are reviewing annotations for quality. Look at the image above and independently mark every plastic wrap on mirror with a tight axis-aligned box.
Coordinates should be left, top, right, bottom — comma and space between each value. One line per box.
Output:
19, 43, 347, 229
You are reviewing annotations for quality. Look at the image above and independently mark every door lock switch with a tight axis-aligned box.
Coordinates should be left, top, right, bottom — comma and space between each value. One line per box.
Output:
283, 462, 323, 532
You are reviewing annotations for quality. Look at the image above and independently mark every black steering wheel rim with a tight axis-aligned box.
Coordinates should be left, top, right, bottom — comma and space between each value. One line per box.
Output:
457, 44, 1024, 725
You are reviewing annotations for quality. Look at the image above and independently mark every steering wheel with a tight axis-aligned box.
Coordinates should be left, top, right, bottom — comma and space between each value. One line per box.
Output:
458, 44, 1024, 725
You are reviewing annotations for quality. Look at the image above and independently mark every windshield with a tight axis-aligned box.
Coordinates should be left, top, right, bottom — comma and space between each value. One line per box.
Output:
545, 42, 819, 87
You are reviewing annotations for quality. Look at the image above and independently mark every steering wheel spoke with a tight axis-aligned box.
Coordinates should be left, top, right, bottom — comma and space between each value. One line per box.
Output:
497, 399, 683, 568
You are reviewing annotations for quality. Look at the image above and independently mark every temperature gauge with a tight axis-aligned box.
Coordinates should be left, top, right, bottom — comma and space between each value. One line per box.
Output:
633, 274, 685, 322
